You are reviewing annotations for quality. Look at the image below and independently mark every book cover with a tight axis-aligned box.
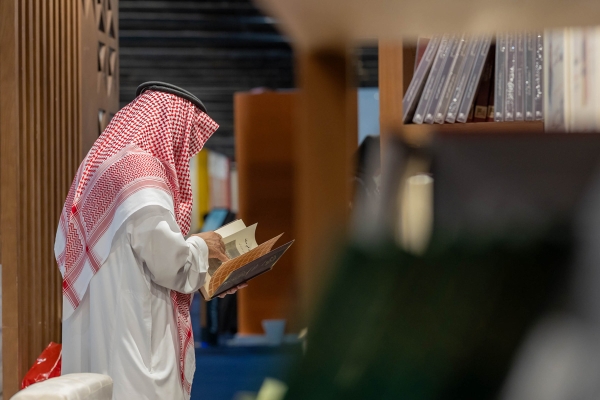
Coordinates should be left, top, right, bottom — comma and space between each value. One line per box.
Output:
544, 29, 566, 131
534, 31, 544, 121
403, 35, 442, 123
425, 35, 461, 124
474, 45, 495, 122
435, 34, 470, 123
494, 33, 507, 121
414, 37, 431, 71
446, 36, 482, 123
457, 35, 492, 123
413, 34, 452, 124
515, 32, 525, 120
504, 32, 517, 121
200, 220, 294, 300
486, 78, 495, 121
524, 32, 535, 121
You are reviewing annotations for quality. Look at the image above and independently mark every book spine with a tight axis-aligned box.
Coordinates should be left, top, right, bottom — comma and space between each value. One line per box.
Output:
457, 35, 492, 123
569, 27, 599, 132
486, 80, 495, 121
474, 45, 495, 122
414, 37, 431, 71
515, 32, 525, 120
534, 31, 544, 121
403, 35, 441, 123
435, 34, 469, 123
524, 32, 535, 121
413, 34, 450, 124
446, 36, 482, 123
424, 34, 459, 124
467, 99, 476, 122
544, 29, 566, 131
505, 32, 517, 121
494, 32, 507, 121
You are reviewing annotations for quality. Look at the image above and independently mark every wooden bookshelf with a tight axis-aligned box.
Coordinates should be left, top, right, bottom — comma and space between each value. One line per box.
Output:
254, 0, 594, 320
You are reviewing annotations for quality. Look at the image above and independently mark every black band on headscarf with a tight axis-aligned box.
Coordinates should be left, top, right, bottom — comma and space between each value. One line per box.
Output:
136, 81, 208, 114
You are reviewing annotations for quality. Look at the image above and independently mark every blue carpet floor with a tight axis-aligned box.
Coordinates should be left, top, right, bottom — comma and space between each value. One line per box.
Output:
190, 346, 301, 400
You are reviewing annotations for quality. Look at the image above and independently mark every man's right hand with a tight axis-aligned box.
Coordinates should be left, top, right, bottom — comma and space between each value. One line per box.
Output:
192, 231, 229, 262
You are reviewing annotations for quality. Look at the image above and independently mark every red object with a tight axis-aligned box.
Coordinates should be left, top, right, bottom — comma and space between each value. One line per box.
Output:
21, 342, 62, 390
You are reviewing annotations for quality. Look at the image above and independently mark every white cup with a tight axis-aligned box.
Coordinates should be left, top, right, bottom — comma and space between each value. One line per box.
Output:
262, 319, 286, 346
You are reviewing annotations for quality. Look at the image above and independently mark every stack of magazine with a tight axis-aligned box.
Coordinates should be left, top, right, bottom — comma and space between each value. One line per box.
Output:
544, 27, 600, 132
403, 32, 544, 125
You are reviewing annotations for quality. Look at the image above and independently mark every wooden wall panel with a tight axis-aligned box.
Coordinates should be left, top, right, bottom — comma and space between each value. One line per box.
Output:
0, 0, 119, 396
234, 91, 298, 334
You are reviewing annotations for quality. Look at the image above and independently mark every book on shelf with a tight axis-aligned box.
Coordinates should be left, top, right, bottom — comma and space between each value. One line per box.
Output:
542, 26, 600, 132
457, 35, 492, 123
446, 36, 482, 123
515, 32, 525, 121
474, 45, 495, 122
534, 32, 544, 120
432, 35, 465, 124
402, 31, 545, 126
544, 29, 566, 131
403, 35, 441, 123
486, 78, 495, 121
524, 32, 536, 121
435, 34, 469, 123
413, 34, 452, 124
414, 37, 431, 71
505, 32, 517, 121
199, 219, 294, 300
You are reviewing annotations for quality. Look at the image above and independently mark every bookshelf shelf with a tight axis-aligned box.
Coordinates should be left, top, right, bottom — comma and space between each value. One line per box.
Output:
400, 121, 545, 145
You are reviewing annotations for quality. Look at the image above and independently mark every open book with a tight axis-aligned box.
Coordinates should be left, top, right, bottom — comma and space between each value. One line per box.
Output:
199, 220, 294, 300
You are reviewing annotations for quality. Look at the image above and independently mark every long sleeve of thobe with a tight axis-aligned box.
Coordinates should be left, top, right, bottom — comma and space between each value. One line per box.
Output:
130, 207, 209, 294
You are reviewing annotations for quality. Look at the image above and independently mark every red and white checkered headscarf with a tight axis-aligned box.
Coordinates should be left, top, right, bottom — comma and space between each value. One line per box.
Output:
55, 90, 218, 397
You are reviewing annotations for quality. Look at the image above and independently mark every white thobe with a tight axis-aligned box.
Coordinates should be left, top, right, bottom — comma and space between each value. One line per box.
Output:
62, 205, 209, 400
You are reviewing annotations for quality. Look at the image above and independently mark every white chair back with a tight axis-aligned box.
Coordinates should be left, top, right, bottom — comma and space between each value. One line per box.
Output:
11, 373, 113, 400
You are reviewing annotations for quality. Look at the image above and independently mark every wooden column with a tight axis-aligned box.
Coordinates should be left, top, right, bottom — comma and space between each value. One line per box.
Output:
295, 48, 357, 323
0, 0, 119, 396
234, 91, 299, 334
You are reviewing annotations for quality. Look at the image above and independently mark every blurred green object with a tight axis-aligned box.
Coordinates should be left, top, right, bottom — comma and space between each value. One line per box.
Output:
284, 228, 572, 400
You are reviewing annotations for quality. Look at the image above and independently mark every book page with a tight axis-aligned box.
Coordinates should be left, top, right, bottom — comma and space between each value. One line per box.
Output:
215, 219, 246, 238
222, 223, 258, 259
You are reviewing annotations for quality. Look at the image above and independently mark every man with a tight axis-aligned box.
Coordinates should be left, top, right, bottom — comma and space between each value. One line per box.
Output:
55, 84, 243, 399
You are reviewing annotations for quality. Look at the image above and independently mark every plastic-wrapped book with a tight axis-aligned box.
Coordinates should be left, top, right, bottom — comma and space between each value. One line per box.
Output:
543, 29, 566, 132
494, 33, 507, 121
402, 35, 441, 123
505, 32, 517, 121
534, 32, 544, 120
457, 35, 492, 123
524, 32, 535, 121
413, 34, 452, 124
434, 34, 469, 123
424, 35, 461, 124
515, 32, 525, 120
446, 36, 482, 123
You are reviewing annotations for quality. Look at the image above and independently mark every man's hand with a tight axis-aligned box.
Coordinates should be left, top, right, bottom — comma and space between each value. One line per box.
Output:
217, 283, 248, 298
192, 231, 229, 262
